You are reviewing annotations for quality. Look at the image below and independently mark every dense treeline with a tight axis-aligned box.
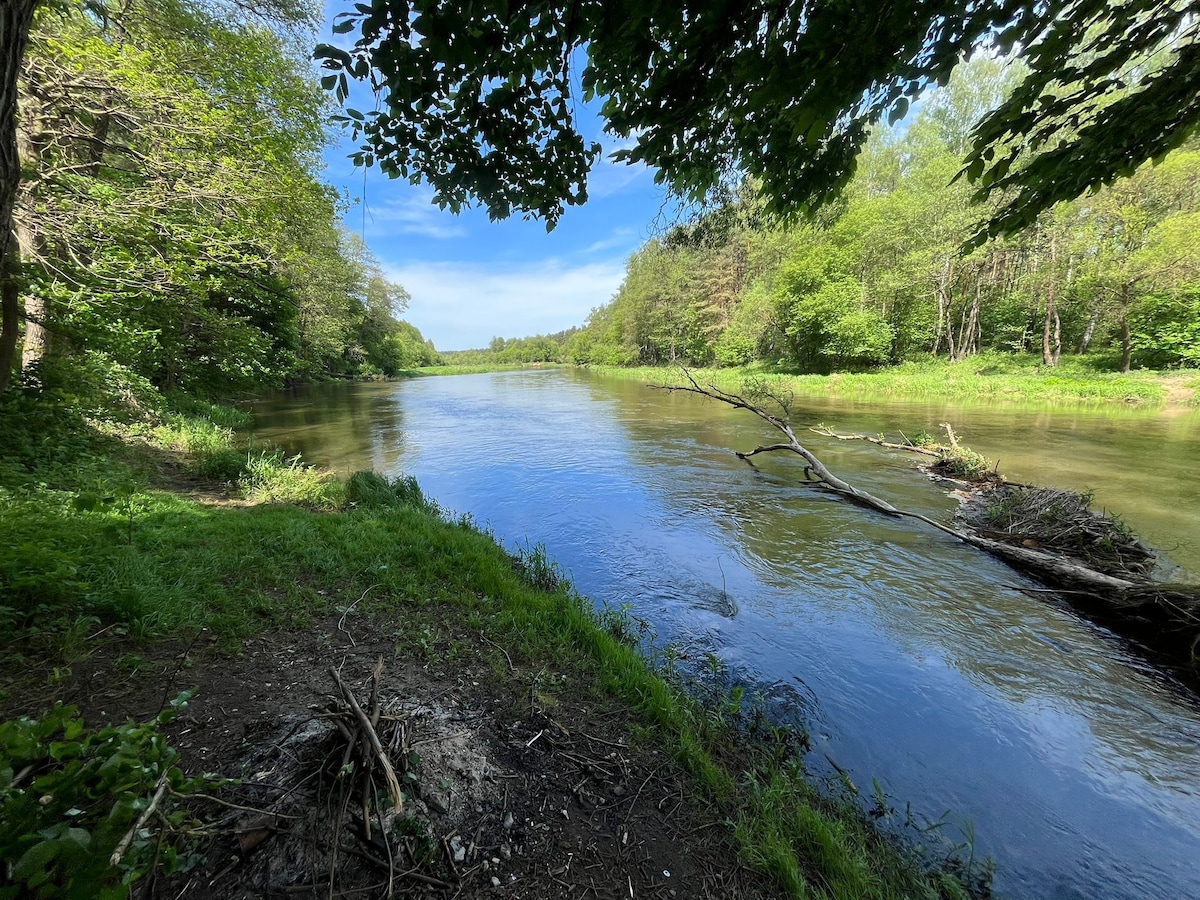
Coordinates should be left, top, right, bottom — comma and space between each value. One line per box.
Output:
1, 0, 438, 405
567, 58, 1200, 374
443, 328, 579, 366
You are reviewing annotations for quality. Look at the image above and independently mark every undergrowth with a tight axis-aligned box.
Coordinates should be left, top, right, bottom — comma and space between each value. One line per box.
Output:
0, 693, 215, 899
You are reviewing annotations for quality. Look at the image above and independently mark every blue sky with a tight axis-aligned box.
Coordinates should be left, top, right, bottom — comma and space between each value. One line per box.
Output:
317, 6, 671, 351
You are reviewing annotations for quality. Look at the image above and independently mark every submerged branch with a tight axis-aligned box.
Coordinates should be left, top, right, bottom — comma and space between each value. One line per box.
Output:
663, 370, 901, 515
661, 367, 1200, 679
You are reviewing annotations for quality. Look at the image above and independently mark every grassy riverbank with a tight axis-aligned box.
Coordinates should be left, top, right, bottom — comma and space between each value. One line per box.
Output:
0, 395, 982, 898
589, 353, 1200, 406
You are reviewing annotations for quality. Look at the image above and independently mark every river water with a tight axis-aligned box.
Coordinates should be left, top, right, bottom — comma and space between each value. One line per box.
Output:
247, 369, 1200, 899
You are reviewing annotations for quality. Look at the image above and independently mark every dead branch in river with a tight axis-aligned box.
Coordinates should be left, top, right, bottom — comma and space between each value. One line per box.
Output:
661, 369, 1200, 677
810, 425, 942, 457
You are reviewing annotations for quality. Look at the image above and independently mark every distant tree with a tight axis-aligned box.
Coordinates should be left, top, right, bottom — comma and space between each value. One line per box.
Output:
318, 0, 1200, 244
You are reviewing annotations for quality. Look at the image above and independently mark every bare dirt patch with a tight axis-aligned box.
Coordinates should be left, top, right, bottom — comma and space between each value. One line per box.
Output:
1161, 373, 1199, 406
1, 620, 771, 900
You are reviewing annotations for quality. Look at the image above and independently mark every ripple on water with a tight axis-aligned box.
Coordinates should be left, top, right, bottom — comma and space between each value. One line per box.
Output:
248, 372, 1200, 900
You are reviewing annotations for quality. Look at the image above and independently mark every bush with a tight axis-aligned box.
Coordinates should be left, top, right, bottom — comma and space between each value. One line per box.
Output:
1130, 290, 1200, 368
241, 451, 343, 509
0, 695, 209, 899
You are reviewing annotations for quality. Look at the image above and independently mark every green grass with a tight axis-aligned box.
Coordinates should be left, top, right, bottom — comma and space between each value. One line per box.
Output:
590, 352, 1188, 406
0, 402, 984, 899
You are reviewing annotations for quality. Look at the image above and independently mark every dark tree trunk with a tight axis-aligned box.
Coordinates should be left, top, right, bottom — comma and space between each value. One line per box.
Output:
1120, 314, 1132, 373
0, 0, 39, 394
0, 237, 18, 391
16, 216, 45, 376
1042, 293, 1060, 367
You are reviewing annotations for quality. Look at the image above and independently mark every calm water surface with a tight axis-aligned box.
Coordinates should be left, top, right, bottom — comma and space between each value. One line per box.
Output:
248, 370, 1200, 899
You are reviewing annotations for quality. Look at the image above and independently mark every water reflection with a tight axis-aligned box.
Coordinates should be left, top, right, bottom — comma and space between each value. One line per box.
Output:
248, 371, 1200, 899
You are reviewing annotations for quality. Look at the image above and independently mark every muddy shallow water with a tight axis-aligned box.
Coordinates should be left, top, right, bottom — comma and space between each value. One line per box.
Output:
248, 370, 1200, 899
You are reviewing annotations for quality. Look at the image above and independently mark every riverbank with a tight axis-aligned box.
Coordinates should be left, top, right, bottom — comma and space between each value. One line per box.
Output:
588, 353, 1200, 406
0, 397, 982, 898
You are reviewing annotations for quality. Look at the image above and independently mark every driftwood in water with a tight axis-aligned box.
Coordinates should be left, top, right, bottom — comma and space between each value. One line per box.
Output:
663, 370, 1200, 675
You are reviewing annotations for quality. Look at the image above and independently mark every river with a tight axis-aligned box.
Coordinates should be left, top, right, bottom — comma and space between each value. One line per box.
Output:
247, 369, 1200, 899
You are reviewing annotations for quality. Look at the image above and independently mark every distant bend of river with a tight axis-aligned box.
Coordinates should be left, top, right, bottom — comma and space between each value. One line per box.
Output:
248, 369, 1200, 900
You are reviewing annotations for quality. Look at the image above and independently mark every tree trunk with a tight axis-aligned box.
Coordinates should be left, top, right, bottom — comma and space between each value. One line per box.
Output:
0, 235, 18, 392
1078, 311, 1098, 354
16, 79, 51, 380
1051, 305, 1061, 366
1120, 313, 1132, 373
0, 0, 38, 394
16, 215, 46, 376
1042, 293, 1060, 367
933, 256, 954, 357
1041, 234, 1061, 367
955, 283, 980, 360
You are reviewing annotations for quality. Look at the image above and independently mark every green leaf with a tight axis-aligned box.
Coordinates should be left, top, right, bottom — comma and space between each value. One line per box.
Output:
11, 839, 60, 881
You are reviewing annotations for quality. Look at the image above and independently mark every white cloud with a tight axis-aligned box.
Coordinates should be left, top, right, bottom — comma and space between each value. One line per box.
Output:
383, 257, 627, 350
588, 155, 652, 199
366, 189, 469, 240
584, 227, 640, 255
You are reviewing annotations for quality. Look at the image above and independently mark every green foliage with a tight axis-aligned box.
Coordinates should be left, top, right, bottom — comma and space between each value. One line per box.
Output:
1129, 289, 1200, 368
320, 0, 1198, 242
345, 470, 436, 513
153, 416, 244, 481
0, 694, 207, 899
782, 275, 894, 372
564, 64, 1200, 379
441, 330, 571, 367
9, 0, 437, 405
0, 391, 99, 485
933, 445, 996, 483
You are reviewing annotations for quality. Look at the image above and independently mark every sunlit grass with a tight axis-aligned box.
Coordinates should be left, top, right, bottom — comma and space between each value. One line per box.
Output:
590, 353, 1184, 406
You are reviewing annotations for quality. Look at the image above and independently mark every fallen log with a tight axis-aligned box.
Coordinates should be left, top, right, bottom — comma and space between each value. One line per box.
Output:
663, 369, 1200, 680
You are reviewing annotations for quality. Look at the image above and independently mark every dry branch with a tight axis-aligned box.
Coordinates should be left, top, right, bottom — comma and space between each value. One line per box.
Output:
329, 667, 404, 812
662, 367, 1200, 677
811, 426, 941, 457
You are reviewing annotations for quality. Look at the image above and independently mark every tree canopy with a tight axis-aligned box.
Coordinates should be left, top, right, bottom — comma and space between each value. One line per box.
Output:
317, 0, 1200, 239
0, 0, 439, 398
549, 58, 1200, 374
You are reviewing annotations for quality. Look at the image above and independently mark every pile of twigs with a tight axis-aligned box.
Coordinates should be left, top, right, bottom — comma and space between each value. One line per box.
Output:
324, 661, 405, 830
309, 661, 455, 894
960, 484, 1159, 580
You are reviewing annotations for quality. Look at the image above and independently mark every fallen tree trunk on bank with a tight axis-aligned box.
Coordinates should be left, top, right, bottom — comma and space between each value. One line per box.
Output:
663, 370, 1200, 679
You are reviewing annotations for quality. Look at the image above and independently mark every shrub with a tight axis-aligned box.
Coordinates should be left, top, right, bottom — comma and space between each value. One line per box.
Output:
0, 695, 210, 899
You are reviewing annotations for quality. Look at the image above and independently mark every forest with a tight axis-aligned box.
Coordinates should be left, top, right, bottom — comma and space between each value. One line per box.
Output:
477, 59, 1200, 376
0, 0, 439, 407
